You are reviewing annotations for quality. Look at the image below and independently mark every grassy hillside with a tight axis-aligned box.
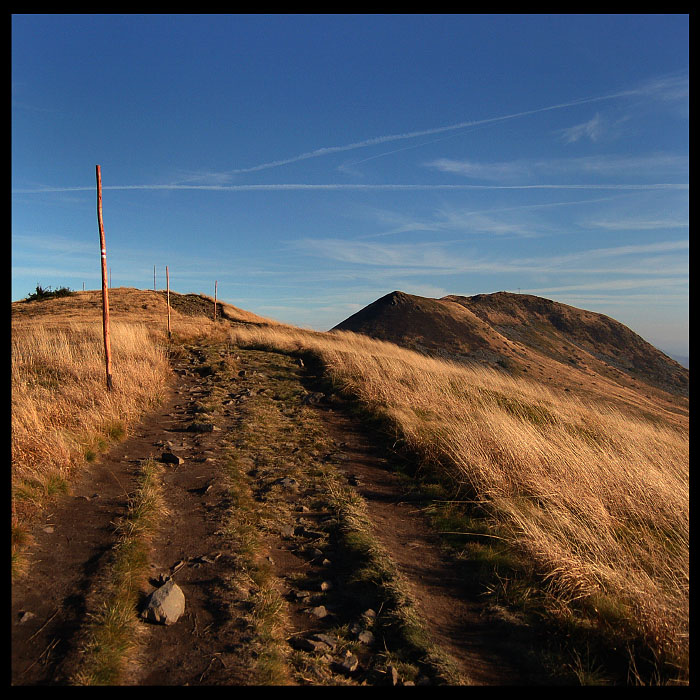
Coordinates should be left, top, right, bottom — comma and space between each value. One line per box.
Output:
11, 321, 170, 565
227, 323, 689, 682
10, 288, 281, 567
11, 288, 689, 683
447, 292, 688, 398
333, 291, 689, 423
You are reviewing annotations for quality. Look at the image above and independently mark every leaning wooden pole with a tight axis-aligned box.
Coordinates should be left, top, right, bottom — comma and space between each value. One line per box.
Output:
166, 265, 171, 339
214, 280, 218, 321
96, 165, 113, 391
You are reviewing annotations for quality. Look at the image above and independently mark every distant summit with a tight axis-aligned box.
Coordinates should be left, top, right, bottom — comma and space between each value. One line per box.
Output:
330, 291, 504, 358
332, 290, 688, 399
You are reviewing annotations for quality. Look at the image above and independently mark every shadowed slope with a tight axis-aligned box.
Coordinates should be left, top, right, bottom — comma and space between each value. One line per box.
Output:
331, 291, 510, 363
332, 290, 688, 420
446, 292, 688, 398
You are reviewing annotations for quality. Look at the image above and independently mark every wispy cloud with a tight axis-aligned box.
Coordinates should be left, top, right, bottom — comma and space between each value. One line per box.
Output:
12, 233, 95, 255
406, 208, 546, 238
523, 277, 687, 294
586, 218, 688, 230
335, 121, 504, 177
558, 113, 604, 143
221, 74, 689, 177
567, 239, 688, 257
296, 239, 458, 270
294, 237, 688, 278
628, 73, 689, 102
166, 169, 239, 186
425, 153, 689, 181
425, 158, 530, 181
12, 265, 100, 281
220, 90, 642, 176
358, 195, 630, 240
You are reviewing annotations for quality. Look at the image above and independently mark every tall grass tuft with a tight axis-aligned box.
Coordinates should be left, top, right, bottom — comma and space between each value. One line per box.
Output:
11, 321, 171, 560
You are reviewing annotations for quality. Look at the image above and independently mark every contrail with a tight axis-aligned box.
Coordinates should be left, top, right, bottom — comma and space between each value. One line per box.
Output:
12, 77, 687, 195
224, 88, 645, 175
13, 75, 687, 196
13, 183, 689, 194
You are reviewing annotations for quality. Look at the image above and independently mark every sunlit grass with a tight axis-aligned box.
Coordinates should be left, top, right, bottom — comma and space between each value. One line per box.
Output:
11, 321, 171, 569
227, 324, 689, 681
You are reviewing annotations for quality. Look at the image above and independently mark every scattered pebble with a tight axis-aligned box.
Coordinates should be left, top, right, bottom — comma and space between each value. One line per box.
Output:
307, 605, 329, 619
337, 650, 359, 674
357, 630, 375, 645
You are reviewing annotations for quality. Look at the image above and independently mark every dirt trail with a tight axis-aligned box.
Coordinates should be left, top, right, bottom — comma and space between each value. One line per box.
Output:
314, 406, 537, 685
11, 380, 184, 685
12, 340, 550, 686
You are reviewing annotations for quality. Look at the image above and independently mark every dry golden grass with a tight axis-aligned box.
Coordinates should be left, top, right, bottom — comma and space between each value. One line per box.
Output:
10, 288, 282, 537
11, 320, 171, 543
227, 324, 689, 680
10, 289, 688, 680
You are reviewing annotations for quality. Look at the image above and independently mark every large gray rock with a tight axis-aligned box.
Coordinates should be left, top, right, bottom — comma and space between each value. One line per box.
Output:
141, 580, 185, 625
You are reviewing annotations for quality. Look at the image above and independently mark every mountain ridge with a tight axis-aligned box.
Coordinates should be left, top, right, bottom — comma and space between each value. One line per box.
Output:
332, 290, 688, 405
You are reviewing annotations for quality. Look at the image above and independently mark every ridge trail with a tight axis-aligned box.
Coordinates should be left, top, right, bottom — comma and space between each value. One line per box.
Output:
12, 339, 548, 686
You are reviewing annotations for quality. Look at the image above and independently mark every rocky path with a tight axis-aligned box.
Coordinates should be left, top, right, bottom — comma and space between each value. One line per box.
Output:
12, 339, 550, 686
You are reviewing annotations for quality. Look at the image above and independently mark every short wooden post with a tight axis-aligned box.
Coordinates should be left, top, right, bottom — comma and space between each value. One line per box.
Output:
214, 280, 218, 321
96, 165, 113, 391
166, 265, 171, 339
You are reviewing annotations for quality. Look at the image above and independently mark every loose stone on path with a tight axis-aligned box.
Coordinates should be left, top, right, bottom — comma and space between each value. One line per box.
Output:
141, 580, 186, 626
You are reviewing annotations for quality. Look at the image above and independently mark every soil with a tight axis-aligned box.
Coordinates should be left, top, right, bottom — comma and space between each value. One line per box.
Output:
314, 405, 541, 685
12, 338, 556, 686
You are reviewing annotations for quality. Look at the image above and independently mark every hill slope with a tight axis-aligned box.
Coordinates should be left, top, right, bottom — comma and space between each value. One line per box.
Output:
11, 287, 281, 330
447, 292, 688, 397
332, 290, 688, 410
12, 286, 688, 684
329, 291, 509, 360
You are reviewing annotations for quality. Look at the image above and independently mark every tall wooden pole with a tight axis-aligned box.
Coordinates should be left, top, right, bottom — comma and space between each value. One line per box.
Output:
154, 265, 156, 291
96, 165, 113, 391
166, 265, 171, 339
214, 280, 218, 321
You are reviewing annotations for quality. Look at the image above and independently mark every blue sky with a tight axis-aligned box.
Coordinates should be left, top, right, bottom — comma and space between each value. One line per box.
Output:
11, 14, 689, 356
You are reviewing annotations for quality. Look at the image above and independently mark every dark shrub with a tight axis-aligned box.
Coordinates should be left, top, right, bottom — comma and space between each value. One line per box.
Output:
24, 285, 76, 302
